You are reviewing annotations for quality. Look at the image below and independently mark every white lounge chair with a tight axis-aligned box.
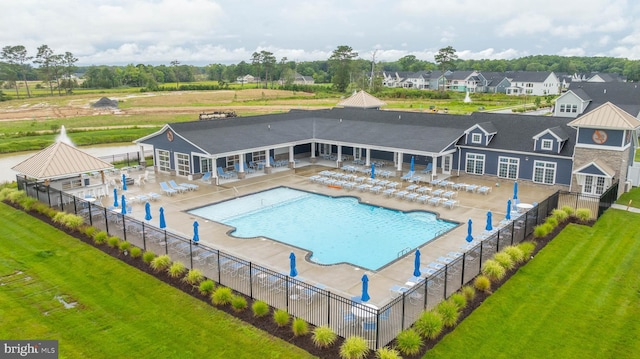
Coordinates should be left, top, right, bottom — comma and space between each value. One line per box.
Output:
168, 180, 188, 193
200, 171, 212, 184
159, 182, 177, 196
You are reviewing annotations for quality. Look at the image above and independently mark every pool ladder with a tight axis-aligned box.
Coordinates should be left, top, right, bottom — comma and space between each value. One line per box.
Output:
397, 247, 413, 257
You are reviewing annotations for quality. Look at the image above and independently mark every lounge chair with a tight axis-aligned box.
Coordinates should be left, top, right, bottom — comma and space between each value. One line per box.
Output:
199, 171, 212, 184
148, 192, 161, 201
401, 171, 415, 181
421, 162, 433, 174
159, 182, 177, 196
244, 162, 255, 173
217, 166, 232, 179
443, 199, 458, 209
168, 180, 188, 193
179, 181, 199, 191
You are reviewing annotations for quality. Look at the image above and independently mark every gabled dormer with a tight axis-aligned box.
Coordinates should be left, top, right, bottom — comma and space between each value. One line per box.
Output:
464, 122, 497, 146
532, 126, 569, 154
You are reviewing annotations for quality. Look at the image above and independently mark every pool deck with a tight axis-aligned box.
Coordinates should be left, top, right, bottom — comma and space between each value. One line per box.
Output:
110, 159, 556, 306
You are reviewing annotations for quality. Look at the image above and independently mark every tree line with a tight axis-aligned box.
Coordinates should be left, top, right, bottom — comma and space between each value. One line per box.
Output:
2, 43, 640, 100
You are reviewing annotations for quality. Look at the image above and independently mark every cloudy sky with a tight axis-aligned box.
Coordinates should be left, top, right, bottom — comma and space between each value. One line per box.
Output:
3, 0, 640, 66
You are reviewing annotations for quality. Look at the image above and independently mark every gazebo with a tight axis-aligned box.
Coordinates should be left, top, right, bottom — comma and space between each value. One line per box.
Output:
337, 90, 387, 109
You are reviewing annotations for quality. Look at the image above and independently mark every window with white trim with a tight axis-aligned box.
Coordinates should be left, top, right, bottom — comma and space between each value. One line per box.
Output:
533, 161, 556, 185
176, 153, 190, 176
226, 155, 239, 171
498, 157, 519, 179
466, 153, 485, 175
560, 104, 566, 112
200, 158, 212, 174
583, 175, 608, 195
541, 139, 553, 150
157, 150, 171, 173
471, 133, 482, 144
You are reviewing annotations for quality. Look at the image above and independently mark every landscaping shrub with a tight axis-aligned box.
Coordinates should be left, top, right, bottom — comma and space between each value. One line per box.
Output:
449, 292, 467, 310
474, 275, 491, 293
518, 241, 536, 258
503, 245, 525, 264
494, 252, 515, 270
291, 317, 309, 336
7, 190, 27, 204
150, 254, 171, 271
168, 261, 187, 278
545, 216, 558, 228
273, 309, 290, 327
251, 300, 270, 317
375, 347, 401, 359
395, 328, 423, 356
93, 231, 108, 245
551, 208, 569, 223
339, 336, 369, 359
63, 214, 84, 230
482, 259, 506, 281
414, 310, 443, 340
83, 225, 97, 238
199, 279, 216, 296
129, 246, 142, 258
533, 223, 552, 238
52, 212, 66, 225
561, 205, 575, 216
106, 236, 120, 248
20, 197, 39, 211
436, 300, 460, 328
0, 187, 17, 201
142, 250, 156, 264
184, 269, 204, 285
576, 208, 592, 221
118, 240, 131, 253
211, 286, 233, 306
311, 325, 337, 348
231, 295, 248, 312
462, 285, 476, 302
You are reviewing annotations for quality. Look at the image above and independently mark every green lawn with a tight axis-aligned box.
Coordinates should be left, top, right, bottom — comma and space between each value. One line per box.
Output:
425, 209, 640, 358
0, 203, 313, 359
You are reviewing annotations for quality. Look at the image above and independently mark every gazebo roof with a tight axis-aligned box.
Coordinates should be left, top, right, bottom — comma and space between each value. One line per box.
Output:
337, 90, 387, 109
11, 141, 113, 180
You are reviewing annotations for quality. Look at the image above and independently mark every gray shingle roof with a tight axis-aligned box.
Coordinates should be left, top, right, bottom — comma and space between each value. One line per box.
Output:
568, 82, 640, 116
507, 71, 553, 82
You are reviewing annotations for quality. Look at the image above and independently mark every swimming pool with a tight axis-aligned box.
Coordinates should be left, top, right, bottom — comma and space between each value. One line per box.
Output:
188, 187, 457, 270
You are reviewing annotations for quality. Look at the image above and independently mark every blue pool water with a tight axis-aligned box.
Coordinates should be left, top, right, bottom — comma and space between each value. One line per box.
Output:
188, 187, 457, 270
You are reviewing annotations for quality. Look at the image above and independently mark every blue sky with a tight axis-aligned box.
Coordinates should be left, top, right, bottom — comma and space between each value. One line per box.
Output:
3, 0, 640, 65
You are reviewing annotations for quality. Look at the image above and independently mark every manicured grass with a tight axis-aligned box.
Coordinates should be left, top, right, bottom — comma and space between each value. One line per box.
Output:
425, 209, 640, 358
0, 203, 313, 359
616, 186, 640, 208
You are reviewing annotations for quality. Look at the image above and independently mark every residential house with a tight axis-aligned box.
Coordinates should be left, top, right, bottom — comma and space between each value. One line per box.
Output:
505, 71, 560, 96
554, 82, 640, 118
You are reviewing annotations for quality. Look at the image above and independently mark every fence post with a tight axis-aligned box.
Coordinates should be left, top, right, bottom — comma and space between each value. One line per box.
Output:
249, 262, 253, 298
460, 253, 466, 287
189, 241, 193, 269
141, 223, 147, 251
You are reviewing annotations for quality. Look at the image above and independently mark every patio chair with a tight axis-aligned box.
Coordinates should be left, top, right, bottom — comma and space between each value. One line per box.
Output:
159, 182, 177, 196
199, 171, 212, 184
148, 192, 161, 201
421, 162, 433, 174
244, 162, 256, 173
401, 171, 415, 181
217, 167, 233, 179
168, 180, 188, 193
179, 182, 199, 191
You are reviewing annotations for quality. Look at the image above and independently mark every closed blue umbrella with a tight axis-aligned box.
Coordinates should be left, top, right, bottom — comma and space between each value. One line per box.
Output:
159, 207, 166, 229
289, 252, 298, 277
113, 188, 118, 207
465, 218, 473, 243
371, 163, 375, 179
513, 181, 518, 202
361, 274, 370, 302
410, 156, 415, 172
506, 199, 512, 220
144, 202, 152, 221
121, 195, 127, 215
192, 221, 199, 243
122, 173, 127, 191
486, 211, 493, 231
413, 249, 421, 277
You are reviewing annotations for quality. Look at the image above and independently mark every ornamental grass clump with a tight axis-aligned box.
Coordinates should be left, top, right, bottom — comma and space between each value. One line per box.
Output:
183, 269, 204, 285
449, 292, 467, 311
118, 240, 131, 253
251, 300, 270, 317
291, 317, 309, 336
482, 259, 506, 281
168, 262, 186, 278
395, 328, 423, 356
518, 241, 536, 258
561, 205, 575, 217
503, 245, 525, 264
273, 309, 290, 327
83, 226, 97, 238
576, 208, 592, 221
142, 250, 156, 264
375, 347, 402, 359
474, 275, 491, 293
129, 246, 142, 258
462, 285, 476, 302
199, 279, 216, 296
414, 310, 443, 340
545, 216, 558, 228
150, 254, 171, 272
211, 286, 233, 306
107, 236, 120, 248
436, 300, 460, 328
551, 208, 569, 223
93, 231, 108, 245
494, 252, 515, 271
231, 295, 248, 312
339, 336, 369, 359
312, 326, 337, 348
533, 223, 553, 238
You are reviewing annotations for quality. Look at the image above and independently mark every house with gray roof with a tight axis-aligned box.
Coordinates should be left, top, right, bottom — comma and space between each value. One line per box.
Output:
505, 71, 560, 96
554, 82, 640, 118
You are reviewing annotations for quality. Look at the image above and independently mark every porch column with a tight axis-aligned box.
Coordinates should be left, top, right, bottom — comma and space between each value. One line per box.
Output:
288, 145, 295, 168
337, 145, 343, 168
365, 148, 371, 166
237, 154, 246, 179
396, 151, 403, 177
212, 157, 219, 185
310, 142, 317, 163
432, 155, 438, 180
138, 145, 147, 168
264, 151, 272, 174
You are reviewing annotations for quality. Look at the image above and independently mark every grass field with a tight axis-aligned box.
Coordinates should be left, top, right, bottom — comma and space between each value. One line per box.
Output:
424, 208, 640, 358
0, 203, 313, 359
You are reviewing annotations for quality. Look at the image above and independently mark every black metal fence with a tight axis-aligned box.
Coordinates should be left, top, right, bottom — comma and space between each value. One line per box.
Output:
98, 150, 153, 167
16, 176, 571, 349
556, 180, 618, 220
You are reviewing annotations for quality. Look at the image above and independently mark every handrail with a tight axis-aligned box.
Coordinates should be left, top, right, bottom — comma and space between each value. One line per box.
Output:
397, 246, 412, 257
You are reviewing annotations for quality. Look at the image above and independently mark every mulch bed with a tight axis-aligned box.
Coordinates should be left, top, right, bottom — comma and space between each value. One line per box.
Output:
10, 201, 593, 359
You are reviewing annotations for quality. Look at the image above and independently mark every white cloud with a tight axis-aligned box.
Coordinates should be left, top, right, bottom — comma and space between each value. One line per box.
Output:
557, 47, 586, 57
